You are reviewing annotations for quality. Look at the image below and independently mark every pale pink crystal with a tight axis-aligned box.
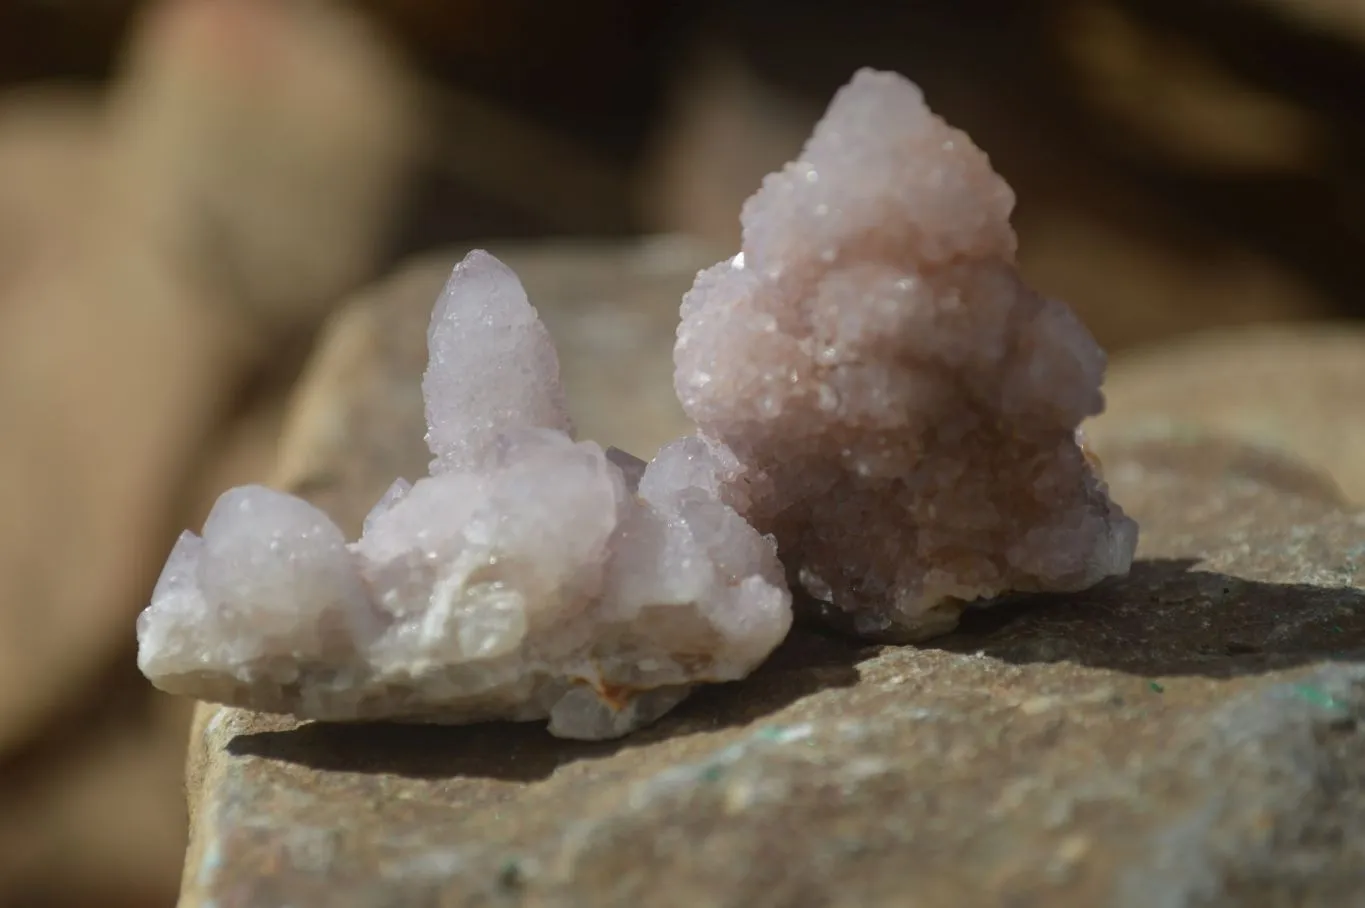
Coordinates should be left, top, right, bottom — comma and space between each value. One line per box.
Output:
674, 68, 1138, 640
136, 250, 791, 740
423, 250, 572, 471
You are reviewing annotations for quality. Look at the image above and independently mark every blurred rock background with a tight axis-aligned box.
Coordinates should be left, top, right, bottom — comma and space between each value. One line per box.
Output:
0, 0, 1360, 904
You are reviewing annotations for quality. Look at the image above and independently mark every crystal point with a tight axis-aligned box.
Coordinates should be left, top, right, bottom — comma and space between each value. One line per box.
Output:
423, 249, 572, 472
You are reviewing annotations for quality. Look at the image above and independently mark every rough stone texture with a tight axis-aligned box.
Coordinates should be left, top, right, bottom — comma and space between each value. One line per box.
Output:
176, 243, 1365, 906
1087, 323, 1365, 503
674, 69, 1136, 640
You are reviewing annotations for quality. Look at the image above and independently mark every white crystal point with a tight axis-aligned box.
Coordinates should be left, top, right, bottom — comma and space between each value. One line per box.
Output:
423, 250, 572, 472
638, 434, 749, 511
136, 486, 377, 698
361, 477, 413, 536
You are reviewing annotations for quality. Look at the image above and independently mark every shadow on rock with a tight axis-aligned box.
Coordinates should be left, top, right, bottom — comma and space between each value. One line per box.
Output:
929, 557, 1365, 678
225, 625, 865, 781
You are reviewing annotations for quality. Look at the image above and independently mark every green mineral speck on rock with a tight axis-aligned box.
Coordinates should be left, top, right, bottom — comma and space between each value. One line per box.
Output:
1290, 684, 1347, 711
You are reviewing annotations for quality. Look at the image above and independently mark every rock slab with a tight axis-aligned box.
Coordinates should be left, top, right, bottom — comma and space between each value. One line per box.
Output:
1088, 322, 1365, 503
177, 244, 1365, 907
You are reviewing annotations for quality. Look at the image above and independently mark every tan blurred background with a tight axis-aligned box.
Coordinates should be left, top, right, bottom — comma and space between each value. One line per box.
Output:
0, 0, 1361, 904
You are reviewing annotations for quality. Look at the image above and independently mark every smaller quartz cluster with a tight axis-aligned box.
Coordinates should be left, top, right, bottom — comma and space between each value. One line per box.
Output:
674, 68, 1137, 640
136, 251, 792, 740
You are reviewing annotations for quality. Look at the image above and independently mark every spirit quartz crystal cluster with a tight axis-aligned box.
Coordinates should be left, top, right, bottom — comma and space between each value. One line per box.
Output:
674, 68, 1137, 639
136, 68, 1136, 738
136, 252, 793, 740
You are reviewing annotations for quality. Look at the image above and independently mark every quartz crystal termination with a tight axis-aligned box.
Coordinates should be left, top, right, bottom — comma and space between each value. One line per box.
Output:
136, 251, 792, 740
674, 68, 1138, 641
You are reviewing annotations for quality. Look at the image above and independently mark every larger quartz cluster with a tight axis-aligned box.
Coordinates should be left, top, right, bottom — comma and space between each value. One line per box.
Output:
674, 69, 1138, 640
136, 251, 792, 739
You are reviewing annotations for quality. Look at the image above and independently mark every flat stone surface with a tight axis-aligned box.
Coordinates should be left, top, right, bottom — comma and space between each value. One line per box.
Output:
179, 251, 1365, 907
1088, 323, 1365, 503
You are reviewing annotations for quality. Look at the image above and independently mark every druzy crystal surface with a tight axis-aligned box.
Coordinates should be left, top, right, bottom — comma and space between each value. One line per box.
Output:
136, 251, 791, 739
674, 69, 1138, 640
